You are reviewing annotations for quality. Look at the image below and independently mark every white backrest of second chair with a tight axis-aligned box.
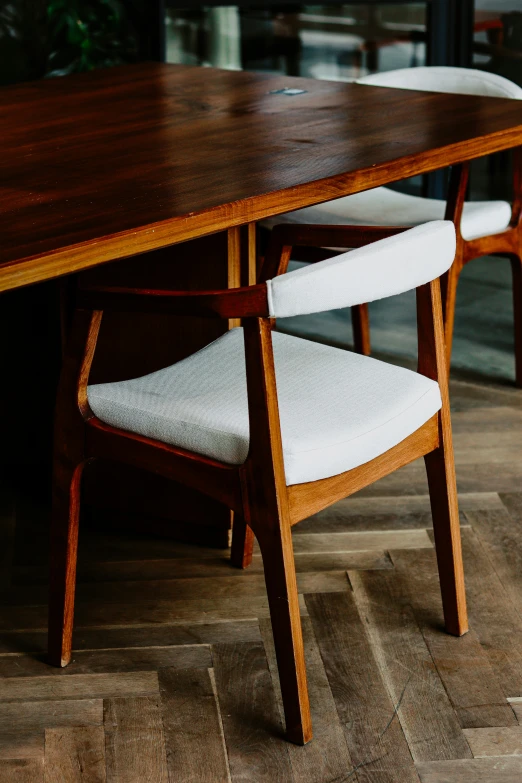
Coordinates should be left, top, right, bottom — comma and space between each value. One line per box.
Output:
357, 66, 522, 100
266, 221, 456, 319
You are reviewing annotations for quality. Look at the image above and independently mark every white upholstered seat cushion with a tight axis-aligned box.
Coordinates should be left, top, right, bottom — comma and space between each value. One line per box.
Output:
261, 186, 512, 242
87, 328, 441, 486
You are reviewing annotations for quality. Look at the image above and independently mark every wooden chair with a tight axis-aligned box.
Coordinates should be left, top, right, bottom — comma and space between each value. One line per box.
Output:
262, 66, 522, 384
48, 220, 468, 745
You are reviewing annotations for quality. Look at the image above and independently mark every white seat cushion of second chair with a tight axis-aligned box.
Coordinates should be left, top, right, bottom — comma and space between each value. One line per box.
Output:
261, 186, 512, 242
87, 328, 441, 486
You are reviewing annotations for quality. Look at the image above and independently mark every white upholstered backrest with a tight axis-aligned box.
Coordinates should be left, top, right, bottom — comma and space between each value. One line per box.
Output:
357, 66, 522, 100
267, 221, 456, 319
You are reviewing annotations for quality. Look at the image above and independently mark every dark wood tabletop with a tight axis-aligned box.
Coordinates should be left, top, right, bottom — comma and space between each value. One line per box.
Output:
2, 61, 522, 291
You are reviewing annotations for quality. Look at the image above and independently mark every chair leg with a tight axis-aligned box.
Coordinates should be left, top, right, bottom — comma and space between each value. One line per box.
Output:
440, 262, 461, 370
424, 444, 468, 637
257, 521, 312, 745
230, 512, 254, 569
48, 461, 85, 667
510, 252, 522, 388
351, 303, 371, 355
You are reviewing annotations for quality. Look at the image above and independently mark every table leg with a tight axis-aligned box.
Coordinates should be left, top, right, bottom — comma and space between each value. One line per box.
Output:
228, 227, 242, 330
228, 223, 257, 558
246, 223, 257, 286
227, 223, 258, 326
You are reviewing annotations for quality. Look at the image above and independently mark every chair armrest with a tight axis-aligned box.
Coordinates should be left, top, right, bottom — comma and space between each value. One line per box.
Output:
262, 224, 409, 280
266, 221, 457, 319
77, 284, 270, 319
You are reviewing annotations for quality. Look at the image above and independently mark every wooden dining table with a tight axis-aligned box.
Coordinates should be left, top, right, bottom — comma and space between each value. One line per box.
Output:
2, 61, 522, 545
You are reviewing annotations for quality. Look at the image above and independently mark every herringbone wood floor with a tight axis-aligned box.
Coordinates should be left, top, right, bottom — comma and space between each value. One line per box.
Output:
1, 374, 522, 782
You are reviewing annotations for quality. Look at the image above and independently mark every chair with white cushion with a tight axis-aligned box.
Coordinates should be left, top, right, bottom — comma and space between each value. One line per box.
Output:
262, 66, 522, 384
48, 220, 467, 746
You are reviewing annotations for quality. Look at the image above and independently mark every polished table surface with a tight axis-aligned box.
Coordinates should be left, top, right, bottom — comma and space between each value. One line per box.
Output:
2, 61, 522, 291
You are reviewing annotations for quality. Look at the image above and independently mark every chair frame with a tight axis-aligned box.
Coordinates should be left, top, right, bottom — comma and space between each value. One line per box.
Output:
48, 225, 467, 746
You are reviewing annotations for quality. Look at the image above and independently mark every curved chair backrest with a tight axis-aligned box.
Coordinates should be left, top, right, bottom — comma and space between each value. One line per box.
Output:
357, 66, 522, 100
267, 221, 456, 319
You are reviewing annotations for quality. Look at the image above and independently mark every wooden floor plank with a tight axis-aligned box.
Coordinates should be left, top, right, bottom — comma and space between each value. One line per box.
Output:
15, 533, 232, 568
44, 727, 106, 783
0, 733, 43, 760
463, 726, 522, 757
292, 530, 432, 553
301, 492, 502, 521
0, 646, 211, 678
15, 556, 238, 585
251, 550, 392, 573
259, 616, 354, 783
455, 528, 522, 698
452, 431, 522, 464
0, 700, 102, 734
506, 697, 522, 723
0, 594, 297, 632
500, 493, 522, 525
212, 642, 294, 783
390, 545, 519, 728
450, 407, 522, 433
13, 550, 391, 585
306, 591, 420, 783
350, 569, 472, 761
0, 758, 44, 783
3, 571, 347, 607
296, 492, 497, 534
417, 757, 522, 782
0, 671, 159, 701
358, 462, 522, 497
497, 495, 522, 632
464, 507, 522, 618
448, 379, 522, 411
159, 667, 230, 783
421, 627, 517, 730
104, 696, 168, 783
0, 621, 262, 656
